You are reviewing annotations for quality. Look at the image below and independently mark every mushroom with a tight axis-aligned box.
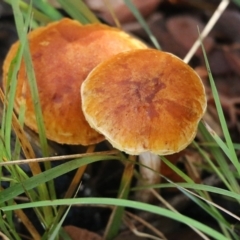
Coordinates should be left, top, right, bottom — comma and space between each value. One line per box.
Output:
2, 18, 147, 146
81, 48, 207, 200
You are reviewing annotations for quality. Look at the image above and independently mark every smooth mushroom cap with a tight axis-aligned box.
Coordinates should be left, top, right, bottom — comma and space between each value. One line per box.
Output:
3, 18, 147, 145
81, 49, 207, 155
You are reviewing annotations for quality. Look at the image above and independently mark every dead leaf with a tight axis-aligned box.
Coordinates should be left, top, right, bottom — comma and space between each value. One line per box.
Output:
63, 226, 102, 240
166, 15, 213, 57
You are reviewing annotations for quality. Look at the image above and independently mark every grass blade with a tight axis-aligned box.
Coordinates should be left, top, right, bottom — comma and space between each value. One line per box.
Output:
199, 121, 240, 194
0, 155, 119, 204
57, 0, 100, 24
32, 0, 63, 20
1, 198, 229, 240
104, 155, 136, 240
3, 44, 24, 160
198, 28, 240, 177
193, 140, 232, 191
124, 0, 161, 49
11, 0, 53, 25
161, 157, 229, 230
10, 0, 56, 225
11, 0, 49, 158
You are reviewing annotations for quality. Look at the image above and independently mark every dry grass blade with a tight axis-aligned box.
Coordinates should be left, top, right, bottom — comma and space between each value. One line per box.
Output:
164, 185, 240, 222
103, 0, 121, 28
104, 155, 136, 240
0, 89, 36, 160
124, 217, 163, 240
0, 150, 119, 166
125, 211, 167, 240
55, 145, 96, 223
184, 0, 230, 63
14, 207, 41, 240
150, 189, 210, 240
63, 145, 96, 199
0, 231, 10, 240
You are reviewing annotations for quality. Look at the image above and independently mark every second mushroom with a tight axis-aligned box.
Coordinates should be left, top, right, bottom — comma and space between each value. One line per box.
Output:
81, 48, 207, 201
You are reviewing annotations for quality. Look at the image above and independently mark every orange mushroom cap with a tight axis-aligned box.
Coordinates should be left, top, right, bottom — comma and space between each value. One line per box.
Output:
81, 49, 207, 155
3, 18, 147, 145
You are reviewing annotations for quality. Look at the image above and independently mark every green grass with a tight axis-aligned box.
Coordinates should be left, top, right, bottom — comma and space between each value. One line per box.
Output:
1, 0, 240, 239
1, 198, 229, 240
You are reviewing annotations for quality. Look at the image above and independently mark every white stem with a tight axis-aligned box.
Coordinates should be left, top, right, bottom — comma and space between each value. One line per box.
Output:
136, 152, 161, 202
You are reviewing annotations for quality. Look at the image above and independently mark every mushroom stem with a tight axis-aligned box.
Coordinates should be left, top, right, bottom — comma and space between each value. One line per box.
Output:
136, 152, 161, 202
